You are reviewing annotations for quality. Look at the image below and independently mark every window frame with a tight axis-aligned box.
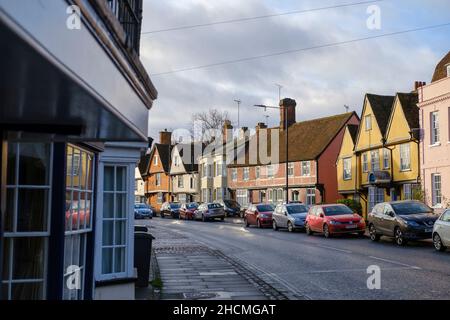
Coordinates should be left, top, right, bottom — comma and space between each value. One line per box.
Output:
432, 173, 442, 207
430, 111, 440, 145
365, 115, 372, 131
400, 143, 411, 171
287, 163, 294, 177
343, 157, 352, 180
301, 161, 310, 177
362, 152, 369, 173
382, 148, 390, 169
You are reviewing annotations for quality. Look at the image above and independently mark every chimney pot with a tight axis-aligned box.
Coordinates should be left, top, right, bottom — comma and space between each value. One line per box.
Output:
279, 98, 297, 130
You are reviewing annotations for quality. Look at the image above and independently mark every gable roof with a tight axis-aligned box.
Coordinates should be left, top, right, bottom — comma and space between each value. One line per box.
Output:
366, 94, 395, 136
173, 142, 205, 172
432, 51, 450, 83
139, 143, 172, 176
346, 124, 359, 145
228, 112, 357, 167
396, 92, 419, 130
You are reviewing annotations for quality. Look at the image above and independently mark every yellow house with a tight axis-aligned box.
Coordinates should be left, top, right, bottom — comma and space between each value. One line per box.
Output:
337, 93, 420, 219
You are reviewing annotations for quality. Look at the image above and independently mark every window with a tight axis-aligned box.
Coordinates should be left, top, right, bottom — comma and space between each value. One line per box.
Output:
343, 158, 352, 180
277, 189, 284, 203
306, 188, 316, 205
99, 164, 130, 284
215, 188, 224, 201
190, 176, 194, 189
157, 192, 163, 204
155, 173, 161, 186
400, 143, 411, 171
362, 153, 369, 173
202, 189, 209, 202
243, 168, 249, 181
301, 161, 310, 176
3, 143, 52, 300
292, 190, 300, 202
431, 111, 440, 145
232, 168, 237, 181
174, 155, 180, 166
177, 176, 184, 188
207, 165, 212, 177
215, 162, 222, 177
404, 184, 412, 200
288, 163, 294, 177
383, 149, 390, 169
268, 189, 273, 202
64, 145, 94, 300
370, 150, 380, 171
447, 64, 450, 77
255, 166, 260, 179
154, 155, 158, 166
368, 187, 384, 212
236, 189, 249, 206
267, 165, 274, 178
432, 174, 442, 207
365, 115, 372, 131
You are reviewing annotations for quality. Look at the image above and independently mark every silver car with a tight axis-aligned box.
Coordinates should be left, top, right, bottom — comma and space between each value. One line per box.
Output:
195, 203, 226, 222
272, 203, 310, 232
433, 209, 450, 252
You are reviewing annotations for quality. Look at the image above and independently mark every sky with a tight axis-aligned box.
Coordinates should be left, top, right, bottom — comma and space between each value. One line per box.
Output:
140, 0, 450, 141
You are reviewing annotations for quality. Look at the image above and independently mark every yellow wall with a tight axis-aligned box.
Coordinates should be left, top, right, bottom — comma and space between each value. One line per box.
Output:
355, 97, 384, 152
337, 127, 357, 192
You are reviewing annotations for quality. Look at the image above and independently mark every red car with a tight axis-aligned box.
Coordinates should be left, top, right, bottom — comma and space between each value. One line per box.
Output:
179, 202, 199, 220
244, 203, 275, 228
305, 204, 365, 238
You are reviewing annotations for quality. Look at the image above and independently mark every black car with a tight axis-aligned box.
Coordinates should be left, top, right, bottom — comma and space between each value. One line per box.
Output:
160, 202, 181, 219
215, 199, 241, 217
368, 200, 438, 246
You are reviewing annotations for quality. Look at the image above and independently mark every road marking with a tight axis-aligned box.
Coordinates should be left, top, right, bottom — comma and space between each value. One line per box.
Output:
316, 244, 353, 254
199, 272, 238, 276
368, 256, 422, 270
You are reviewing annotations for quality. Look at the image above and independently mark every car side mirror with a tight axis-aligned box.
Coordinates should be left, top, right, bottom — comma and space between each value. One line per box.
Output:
388, 211, 395, 217
319, 213, 325, 218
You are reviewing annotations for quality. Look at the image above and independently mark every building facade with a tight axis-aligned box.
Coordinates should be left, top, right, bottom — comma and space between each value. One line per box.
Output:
1, 0, 157, 300
337, 92, 421, 218
140, 131, 172, 212
228, 98, 359, 207
418, 51, 450, 211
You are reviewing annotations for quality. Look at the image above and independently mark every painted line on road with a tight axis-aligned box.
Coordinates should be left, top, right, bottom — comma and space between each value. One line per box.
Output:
368, 256, 422, 270
316, 244, 353, 254
199, 272, 238, 276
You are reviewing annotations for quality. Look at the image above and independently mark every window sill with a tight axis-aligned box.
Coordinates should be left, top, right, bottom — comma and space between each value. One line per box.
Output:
429, 143, 441, 148
95, 276, 137, 287
400, 169, 412, 172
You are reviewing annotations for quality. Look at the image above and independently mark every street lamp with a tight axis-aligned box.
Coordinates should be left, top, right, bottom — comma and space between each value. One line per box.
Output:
254, 103, 289, 203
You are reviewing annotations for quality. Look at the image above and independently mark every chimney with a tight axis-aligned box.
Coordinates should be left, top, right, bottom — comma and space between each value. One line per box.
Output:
279, 98, 297, 130
159, 129, 172, 145
413, 81, 426, 92
222, 120, 233, 144
256, 122, 267, 131
239, 127, 248, 140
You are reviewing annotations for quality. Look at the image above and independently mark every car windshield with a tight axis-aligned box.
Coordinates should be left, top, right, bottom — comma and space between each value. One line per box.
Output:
134, 204, 147, 209
224, 200, 240, 208
186, 203, 198, 209
170, 203, 181, 209
392, 202, 432, 215
256, 204, 274, 212
208, 203, 222, 209
287, 205, 309, 214
323, 205, 354, 216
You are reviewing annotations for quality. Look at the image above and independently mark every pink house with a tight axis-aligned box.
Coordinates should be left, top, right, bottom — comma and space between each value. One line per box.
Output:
418, 51, 450, 211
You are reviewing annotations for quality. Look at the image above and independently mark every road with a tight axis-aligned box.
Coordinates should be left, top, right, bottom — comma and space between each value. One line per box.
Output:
146, 217, 450, 300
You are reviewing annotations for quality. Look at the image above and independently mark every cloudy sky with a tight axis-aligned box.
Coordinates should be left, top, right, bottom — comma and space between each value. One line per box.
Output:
140, 0, 450, 140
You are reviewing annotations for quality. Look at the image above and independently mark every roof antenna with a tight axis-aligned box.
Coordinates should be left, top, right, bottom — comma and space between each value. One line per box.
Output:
344, 105, 350, 113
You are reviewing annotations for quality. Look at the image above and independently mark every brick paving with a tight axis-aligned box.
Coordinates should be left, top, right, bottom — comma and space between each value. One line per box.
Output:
143, 223, 290, 300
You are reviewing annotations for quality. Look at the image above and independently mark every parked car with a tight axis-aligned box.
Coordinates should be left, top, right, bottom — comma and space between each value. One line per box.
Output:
244, 203, 274, 228
160, 202, 181, 219
134, 203, 153, 219
273, 203, 309, 232
306, 204, 365, 238
216, 199, 241, 217
432, 209, 450, 252
368, 200, 438, 246
239, 204, 250, 218
179, 202, 199, 220
194, 203, 226, 222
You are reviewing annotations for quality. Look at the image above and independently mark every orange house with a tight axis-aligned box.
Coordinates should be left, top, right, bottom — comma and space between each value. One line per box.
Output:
139, 131, 173, 212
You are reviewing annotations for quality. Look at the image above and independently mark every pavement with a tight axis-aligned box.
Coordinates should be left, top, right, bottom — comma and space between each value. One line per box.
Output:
138, 216, 450, 300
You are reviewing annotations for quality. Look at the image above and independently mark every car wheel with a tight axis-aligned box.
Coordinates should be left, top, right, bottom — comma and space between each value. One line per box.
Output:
305, 223, 314, 236
287, 222, 294, 233
394, 227, 407, 246
369, 224, 380, 242
273, 221, 278, 231
244, 218, 249, 228
323, 224, 331, 238
433, 233, 446, 252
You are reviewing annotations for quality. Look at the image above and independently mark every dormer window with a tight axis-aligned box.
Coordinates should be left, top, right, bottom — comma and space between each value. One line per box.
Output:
446, 64, 450, 77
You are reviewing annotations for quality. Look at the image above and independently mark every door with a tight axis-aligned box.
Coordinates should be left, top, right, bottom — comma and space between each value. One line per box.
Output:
380, 204, 396, 236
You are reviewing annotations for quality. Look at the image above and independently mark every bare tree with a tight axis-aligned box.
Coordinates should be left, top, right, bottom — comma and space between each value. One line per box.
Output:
190, 109, 230, 142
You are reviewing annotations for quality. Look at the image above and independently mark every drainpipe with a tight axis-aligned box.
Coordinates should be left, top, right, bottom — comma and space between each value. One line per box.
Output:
0, 131, 7, 300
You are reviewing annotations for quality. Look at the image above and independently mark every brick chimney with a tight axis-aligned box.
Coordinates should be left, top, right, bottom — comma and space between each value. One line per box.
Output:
279, 98, 297, 130
413, 81, 426, 91
159, 129, 172, 145
222, 120, 233, 144
238, 127, 248, 140
256, 122, 267, 131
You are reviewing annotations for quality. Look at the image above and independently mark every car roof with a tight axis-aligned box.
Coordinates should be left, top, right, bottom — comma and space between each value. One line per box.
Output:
380, 200, 423, 205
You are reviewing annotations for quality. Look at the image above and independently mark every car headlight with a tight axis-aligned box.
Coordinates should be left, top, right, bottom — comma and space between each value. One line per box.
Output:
329, 220, 339, 225
405, 220, 420, 227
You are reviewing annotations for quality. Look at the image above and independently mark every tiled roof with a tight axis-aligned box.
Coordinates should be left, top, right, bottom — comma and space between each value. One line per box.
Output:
346, 124, 359, 144
139, 143, 172, 176
366, 94, 395, 136
432, 51, 450, 83
228, 112, 356, 167
397, 92, 419, 132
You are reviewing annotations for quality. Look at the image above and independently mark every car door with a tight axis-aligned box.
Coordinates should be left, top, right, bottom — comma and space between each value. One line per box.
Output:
272, 205, 281, 226
381, 204, 396, 236
440, 210, 450, 245
370, 204, 384, 233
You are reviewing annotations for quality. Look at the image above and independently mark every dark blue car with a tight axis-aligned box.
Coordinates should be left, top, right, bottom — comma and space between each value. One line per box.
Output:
134, 203, 153, 219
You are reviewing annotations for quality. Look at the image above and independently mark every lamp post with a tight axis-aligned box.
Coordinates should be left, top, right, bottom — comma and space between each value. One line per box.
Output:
254, 103, 290, 203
